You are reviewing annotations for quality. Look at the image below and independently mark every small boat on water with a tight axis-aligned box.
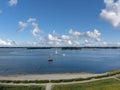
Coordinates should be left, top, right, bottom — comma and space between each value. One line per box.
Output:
48, 58, 53, 62
48, 55, 53, 62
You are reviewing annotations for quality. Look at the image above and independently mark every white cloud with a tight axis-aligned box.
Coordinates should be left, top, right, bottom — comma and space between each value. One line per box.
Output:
67, 40, 72, 45
83, 40, 94, 46
69, 29, 81, 37
115, 42, 120, 46
61, 35, 73, 46
84, 29, 101, 39
18, 21, 27, 32
45, 29, 103, 46
0, 39, 16, 46
100, 0, 120, 28
27, 18, 36, 23
0, 39, 9, 46
17, 18, 108, 47
8, 0, 18, 6
48, 34, 56, 41
47, 34, 61, 45
31, 22, 40, 36
96, 38, 101, 42
18, 18, 43, 37
47, 34, 74, 46
73, 41, 80, 46
31, 29, 40, 37
69, 29, 101, 39
61, 35, 71, 40
83, 39, 107, 47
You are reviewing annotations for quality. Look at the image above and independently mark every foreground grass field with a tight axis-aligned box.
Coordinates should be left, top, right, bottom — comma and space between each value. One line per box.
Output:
0, 85, 45, 90
52, 79, 120, 90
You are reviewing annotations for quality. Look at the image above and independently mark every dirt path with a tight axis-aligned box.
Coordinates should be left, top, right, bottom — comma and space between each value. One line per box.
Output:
46, 83, 53, 90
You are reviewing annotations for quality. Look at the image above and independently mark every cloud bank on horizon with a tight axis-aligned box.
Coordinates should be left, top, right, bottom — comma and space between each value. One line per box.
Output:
0, 0, 120, 47
0, 17, 106, 47
16, 18, 107, 47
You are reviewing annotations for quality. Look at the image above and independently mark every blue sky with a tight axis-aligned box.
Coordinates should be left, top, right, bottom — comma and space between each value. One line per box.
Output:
0, 0, 120, 46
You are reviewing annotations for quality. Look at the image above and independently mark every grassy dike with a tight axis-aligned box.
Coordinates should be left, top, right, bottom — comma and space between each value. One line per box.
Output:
0, 70, 119, 90
0, 70, 120, 84
51, 70, 120, 90
52, 79, 120, 90
50, 71, 120, 83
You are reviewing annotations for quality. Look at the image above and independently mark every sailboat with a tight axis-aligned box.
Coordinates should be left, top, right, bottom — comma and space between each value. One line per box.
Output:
48, 55, 53, 62
62, 53, 66, 56
55, 50, 58, 55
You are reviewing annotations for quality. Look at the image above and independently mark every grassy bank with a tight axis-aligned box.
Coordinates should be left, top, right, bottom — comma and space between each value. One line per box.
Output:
0, 85, 45, 90
0, 70, 120, 84
50, 72, 119, 83
52, 79, 120, 90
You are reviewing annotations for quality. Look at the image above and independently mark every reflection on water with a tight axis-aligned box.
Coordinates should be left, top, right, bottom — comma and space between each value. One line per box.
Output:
0, 48, 120, 74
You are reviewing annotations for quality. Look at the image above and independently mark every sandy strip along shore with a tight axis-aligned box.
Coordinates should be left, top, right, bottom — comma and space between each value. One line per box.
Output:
0, 73, 105, 80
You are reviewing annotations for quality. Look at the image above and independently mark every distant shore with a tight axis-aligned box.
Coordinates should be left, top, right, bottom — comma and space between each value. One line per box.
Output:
0, 46, 120, 50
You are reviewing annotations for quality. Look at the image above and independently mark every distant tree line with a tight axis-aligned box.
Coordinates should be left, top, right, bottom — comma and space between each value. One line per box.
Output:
0, 46, 120, 50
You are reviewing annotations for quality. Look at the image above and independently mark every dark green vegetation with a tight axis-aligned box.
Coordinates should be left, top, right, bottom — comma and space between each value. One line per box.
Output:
0, 80, 49, 84
52, 79, 120, 90
50, 74, 109, 83
27, 47, 120, 50
0, 85, 45, 90
1, 47, 120, 50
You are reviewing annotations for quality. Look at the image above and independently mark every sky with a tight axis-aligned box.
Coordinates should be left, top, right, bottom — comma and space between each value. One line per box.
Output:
0, 0, 120, 47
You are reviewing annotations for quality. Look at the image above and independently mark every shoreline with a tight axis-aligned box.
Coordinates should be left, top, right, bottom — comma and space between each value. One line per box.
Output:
0, 69, 119, 81
0, 72, 105, 80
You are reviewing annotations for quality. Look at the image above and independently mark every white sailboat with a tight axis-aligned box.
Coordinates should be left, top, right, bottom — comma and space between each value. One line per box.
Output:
55, 50, 58, 55
62, 53, 66, 56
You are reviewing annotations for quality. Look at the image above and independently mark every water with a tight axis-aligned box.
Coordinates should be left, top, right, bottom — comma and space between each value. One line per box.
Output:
0, 48, 120, 74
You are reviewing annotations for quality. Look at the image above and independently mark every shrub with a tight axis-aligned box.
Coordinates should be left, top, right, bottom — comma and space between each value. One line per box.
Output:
51, 80, 63, 83
21, 80, 29, 83
34, 80, 49, 83
13, 80, 21, 83
74, 78, 85, 81
94, 74, 109, 79
61, 79, 74, 82
0, 80, 12, 83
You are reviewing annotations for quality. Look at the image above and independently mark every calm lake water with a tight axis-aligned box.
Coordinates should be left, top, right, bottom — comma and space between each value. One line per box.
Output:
0, 48, 120, 74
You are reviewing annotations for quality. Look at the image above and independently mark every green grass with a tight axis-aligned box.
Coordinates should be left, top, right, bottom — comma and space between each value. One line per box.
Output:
0, 85, 45, 90
52, 79, 120, 90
